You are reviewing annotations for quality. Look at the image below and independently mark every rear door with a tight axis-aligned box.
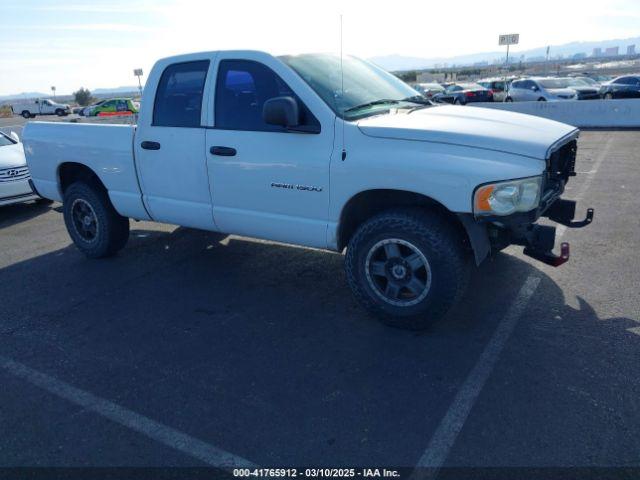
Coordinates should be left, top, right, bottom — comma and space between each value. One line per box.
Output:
134, 57, 217, 230
204, 53, 335, 248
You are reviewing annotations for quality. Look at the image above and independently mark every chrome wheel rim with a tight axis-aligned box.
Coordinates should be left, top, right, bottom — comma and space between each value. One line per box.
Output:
70, 199, 99, 242
365, 238, 432, 307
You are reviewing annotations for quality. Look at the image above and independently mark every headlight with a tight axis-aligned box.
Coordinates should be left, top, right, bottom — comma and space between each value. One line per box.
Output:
474, 176, 542, 216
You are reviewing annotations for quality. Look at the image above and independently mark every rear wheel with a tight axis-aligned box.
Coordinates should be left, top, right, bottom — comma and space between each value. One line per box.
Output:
63, 181, 129, 258
345, 208, 470, 330
21, 111, 31, 119
505, 96, 513, 102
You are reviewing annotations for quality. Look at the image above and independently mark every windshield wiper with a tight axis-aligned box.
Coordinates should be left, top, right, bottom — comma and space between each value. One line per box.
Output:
401, 95, 432, 105
344, 99, 400, 113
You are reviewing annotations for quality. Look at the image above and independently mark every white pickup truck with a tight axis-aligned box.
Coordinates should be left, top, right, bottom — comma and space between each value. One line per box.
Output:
23, 51, 593, 329
12, 98, 71, 118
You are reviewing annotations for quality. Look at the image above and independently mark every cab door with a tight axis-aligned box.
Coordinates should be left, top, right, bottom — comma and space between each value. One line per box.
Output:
134, 57, 217, 230
204, 53, 335, 249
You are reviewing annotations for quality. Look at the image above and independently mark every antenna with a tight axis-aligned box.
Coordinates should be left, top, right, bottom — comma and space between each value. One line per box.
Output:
340, 14, 346, 161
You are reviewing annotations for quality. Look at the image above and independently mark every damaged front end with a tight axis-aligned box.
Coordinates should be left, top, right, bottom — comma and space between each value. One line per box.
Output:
480, 137, 594, 267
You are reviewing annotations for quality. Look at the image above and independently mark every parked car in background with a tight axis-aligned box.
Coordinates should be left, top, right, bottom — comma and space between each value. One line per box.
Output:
432, 83, 493, 105
599, 76, 640, 99
11, 98, 71, 118
413, 82, 445, 99
0, 131, 51, 207
506, 78, 577, 102
478, 78, 508, 102
82, 98, 139, 116
565, 77, 601, 100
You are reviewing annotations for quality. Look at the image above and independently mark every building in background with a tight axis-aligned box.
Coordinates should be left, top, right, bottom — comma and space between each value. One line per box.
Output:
605, 46, 619, 56
627, 45, 636, 55
592, 47, 602, 57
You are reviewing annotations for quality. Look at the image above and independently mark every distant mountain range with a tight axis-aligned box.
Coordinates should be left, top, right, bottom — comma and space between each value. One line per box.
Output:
369, 36, 640, 71
0, 86, 141, 102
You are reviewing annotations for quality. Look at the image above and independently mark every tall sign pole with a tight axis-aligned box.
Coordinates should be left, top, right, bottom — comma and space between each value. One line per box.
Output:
51, 86, 56, 100
499, 34, 519, 102
133, 69, 144, 98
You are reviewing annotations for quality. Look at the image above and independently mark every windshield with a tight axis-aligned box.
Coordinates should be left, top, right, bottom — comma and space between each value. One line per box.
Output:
538, 78, 572, 89
0, 132, 16, 147
280, 53, 421, 119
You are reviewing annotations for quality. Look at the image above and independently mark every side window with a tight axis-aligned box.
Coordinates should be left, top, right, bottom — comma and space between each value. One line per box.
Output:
215, 59, 319, 132
511, 81, 522, 89
613, 77, 629, 85
153, 60, 209, 128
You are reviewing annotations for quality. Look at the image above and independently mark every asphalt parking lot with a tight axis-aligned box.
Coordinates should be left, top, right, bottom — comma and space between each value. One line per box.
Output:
0, 130, 639, 478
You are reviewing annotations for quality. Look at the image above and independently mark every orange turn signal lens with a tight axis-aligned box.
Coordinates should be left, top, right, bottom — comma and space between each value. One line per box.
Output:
474, 185, 494, 212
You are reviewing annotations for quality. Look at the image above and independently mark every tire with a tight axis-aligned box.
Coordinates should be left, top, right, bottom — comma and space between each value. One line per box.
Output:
537, 97, 547, 102
63, 181, 129, 258
453, 98, 462, 105
21, 110, 31, 119
55, 109, 65, 116
604, 93, 613, 100
505, 97, 513, 102
345, 208, 470, 330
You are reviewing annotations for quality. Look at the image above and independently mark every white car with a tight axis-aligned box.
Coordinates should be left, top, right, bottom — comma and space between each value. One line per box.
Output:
23, 51, 593, 329
0, 131, 50, 207
11, 98, 71, 118
506, 78, 578, 102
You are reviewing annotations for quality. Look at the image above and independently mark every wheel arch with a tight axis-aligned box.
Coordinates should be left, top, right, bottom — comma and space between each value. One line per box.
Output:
57, 162, 107, 196
336, 189, 489, 265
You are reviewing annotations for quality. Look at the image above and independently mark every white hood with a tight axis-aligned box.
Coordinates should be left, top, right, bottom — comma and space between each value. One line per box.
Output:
357, 105, 578, 159
0, 142, 27, 169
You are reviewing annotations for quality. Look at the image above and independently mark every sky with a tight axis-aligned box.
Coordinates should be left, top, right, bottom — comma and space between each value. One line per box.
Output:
2, 0, 640, 96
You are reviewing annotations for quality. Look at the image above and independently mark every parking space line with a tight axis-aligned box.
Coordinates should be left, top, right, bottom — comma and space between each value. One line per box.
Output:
413, 275, 541, 479
413, 137, 613, 479
0, 356, 257, 468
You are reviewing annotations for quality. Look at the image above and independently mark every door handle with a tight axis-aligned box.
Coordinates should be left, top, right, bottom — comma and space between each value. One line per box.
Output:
210, 146, 236, 156
141, 141, 161, 150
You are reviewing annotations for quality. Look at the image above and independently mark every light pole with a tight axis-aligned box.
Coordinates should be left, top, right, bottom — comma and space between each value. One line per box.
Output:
133, 69, 144, 98
499, 33, 519, 102
51, 86, 56, 100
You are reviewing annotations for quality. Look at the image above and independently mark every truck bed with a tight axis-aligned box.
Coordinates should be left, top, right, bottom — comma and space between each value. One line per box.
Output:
23, 122, 150, 220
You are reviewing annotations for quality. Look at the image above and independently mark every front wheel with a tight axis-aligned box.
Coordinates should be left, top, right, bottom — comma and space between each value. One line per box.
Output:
21, 111, 31, 119
63, 181, 130, 258
345, 208, 469, 330
505, 97, 513, 102
537, 97, 547, 102
604, 93, 613, 100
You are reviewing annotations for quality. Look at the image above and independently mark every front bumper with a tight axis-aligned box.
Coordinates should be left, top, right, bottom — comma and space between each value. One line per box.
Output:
474, 137, 593, 267
0, 177, 39, 207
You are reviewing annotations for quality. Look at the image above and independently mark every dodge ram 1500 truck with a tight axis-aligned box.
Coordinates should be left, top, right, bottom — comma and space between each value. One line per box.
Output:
23, 51, 593, 329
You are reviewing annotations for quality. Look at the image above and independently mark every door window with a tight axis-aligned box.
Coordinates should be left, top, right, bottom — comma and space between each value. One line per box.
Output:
153, 60, 209, 127
215, 59, 319, 132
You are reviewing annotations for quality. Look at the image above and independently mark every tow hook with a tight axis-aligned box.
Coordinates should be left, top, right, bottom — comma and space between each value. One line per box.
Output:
524, 242, 570, 267
544, 199, 594, 228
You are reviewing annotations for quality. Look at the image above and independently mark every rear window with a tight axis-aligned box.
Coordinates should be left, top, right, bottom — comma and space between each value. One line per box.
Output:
153, 60, 209, 128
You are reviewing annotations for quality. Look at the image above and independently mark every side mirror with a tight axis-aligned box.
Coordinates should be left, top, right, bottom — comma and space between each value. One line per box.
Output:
9, 131, 19, 143
263, 96, 300, 128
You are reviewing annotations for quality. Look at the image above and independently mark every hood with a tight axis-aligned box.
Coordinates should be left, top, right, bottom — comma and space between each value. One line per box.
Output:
546, 88, 577, 97
357, 105, 577, 159
570, 86, 598, 93
0, 142, 27, 169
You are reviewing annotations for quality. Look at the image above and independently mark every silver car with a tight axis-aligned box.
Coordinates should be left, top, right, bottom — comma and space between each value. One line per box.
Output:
506, 78, 577, 102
